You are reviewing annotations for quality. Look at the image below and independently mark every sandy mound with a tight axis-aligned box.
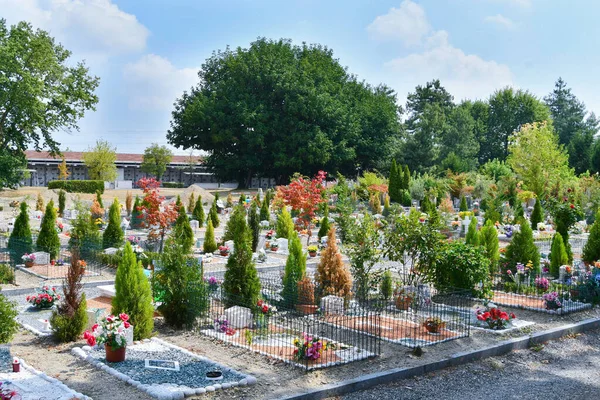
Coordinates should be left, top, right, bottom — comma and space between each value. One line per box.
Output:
181, 185, 215, 205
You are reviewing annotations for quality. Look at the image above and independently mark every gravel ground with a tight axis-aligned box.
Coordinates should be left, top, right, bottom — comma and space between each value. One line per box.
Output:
333, 329, 600, 400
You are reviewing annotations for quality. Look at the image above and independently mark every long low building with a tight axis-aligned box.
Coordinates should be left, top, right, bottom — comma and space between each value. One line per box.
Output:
24, 150, 221, 188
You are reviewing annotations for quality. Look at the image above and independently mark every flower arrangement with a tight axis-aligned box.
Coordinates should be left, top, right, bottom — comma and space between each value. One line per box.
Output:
78, 260, 87, 269
218, 245, 230, 256
564, 265, 573, 276
423, 317, 446, 333
265, 230, 275, 240
56, 258, 64, 266
534, 277, 549, 291
270, 242, 279, 250
205, 276, 220, 294
56, 222, 64, 233
257, 299, 277, 317
21, 253, 36, 263
0, 382, 18, 400
83, 313, 131, 348
293, 333, 330, 361
26, 286, 60, 309
476, 306, 516, 330
94, 217, 104, 228
542, 291, 562, 310
537, 222, 547, 232
214, 316, 236, 335
127, 236, 141, 246
394, 287, 413, 310
451, 221, 461, 230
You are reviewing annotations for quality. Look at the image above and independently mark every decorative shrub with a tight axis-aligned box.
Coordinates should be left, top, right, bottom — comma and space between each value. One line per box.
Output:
187, 193, 195, 215
125, 191, 133, 216
68, 204, 101, 261
173, 206, 194, 254
8, 202, 33, 264
276, 207, 294, 240
58, 190, 66, 217
583, 211, 600, 264
48, 180, 104, 194
226, 193, 234, 208
0, 265, 14, 284
550, 232, 568, 278
95, 190, 104, 208
209, 199, 219, 228
0, 292, 18, 343
102, 198, 124, 249
297, 276, 315, 305
459, 195, 468, 212
315, 228, 352, 300
282, 232, 307, 307
192, 196, 205, 225
433, 241, 491, 298
155, 239, 208, 328
36, 192, 44, 211
248, 205, 260, 252
36, 200, 60, 260
203, 219, 217, 253
162, 182, 184, 188
112, 242, 154, 340
465, 217, 479, 246
130, 196, 143, 229
317, 214, 331, 240
503, 219, 540, 275
260, 198, 270, 221
530, 199, 543, 230
380, 270, 393, 301
479, 220, 499, 275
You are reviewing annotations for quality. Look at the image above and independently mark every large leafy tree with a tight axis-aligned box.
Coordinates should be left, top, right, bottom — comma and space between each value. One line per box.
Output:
439, 101, 480, 172
83, 140, 117, 181
0, 20, 99, 187
141, 143, 173, 181
168, 38, 401, 186
484, 87, 550, 163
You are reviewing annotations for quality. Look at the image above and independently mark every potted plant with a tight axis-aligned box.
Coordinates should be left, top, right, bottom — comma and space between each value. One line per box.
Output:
78, 260, 87, 274
542, 291, 562, 311
423, 317, 446, 334
296, 276, 318, 315
218, 246, 230, 257
26, 286, 60, 309
475, 306, 516, 330
22, 253, 36, 268
394, 287, 412, 311
265, 230, 274, 240
83, 313, 131, 363
270, 242, 279, 252
307, 245, 318, 258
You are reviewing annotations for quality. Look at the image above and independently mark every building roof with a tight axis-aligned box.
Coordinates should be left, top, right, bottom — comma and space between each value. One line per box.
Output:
24, 150, 202, 165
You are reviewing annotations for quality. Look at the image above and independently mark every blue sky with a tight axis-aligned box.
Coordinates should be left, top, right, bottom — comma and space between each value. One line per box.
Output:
3, 0, 600, 154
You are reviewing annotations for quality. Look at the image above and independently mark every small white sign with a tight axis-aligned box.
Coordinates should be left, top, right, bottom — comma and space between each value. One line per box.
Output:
144, 359, 180, 371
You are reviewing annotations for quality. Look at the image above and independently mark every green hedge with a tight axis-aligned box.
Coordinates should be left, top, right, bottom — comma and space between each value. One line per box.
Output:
162, 182, 185, 188
48, 180, 105, 194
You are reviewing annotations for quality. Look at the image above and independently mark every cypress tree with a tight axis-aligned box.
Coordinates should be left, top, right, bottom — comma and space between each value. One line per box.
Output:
459, 195, 468, 212
315, 228, 352, 299
36, 192, 44, 212
504, 218, 540, 275
203, 219, 217, 253
8, 202, 33, 264
372, 194, 382, 214
192, 196, 205, 225
276, 208, 294, 239
480, 220, 499, 275
389, 160, 398, 203
318, 214, 331, 240
187, 193, 195, 215
130, 196, 143, 229
465, 217, 479, 246
260, 198, 270, 222
223, 205, 247, 243
550, 232, 569, 278
58, 190, 66, 217
173, 206, 194, 254
402, 165, 410, 190
583, 211, 600, 264
111, 242, 154, 340
209, 199, 220, 228
282, 232, 307, 307
175, 195, 184, 213
248, 205, 260, 252
103, 198, 124, 249
515, 202, 525, 220
37, 200, 60, 260
95, 190, 103, 208
530, 198, 543, 230
238, 194, 246, 205
421, 195, 433, 214
226, 193, 234, 208
222, 208, 261, 308
383, 194, 391, 217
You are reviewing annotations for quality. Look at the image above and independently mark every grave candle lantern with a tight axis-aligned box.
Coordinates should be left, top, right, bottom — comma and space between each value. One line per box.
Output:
12, 358, 20, 373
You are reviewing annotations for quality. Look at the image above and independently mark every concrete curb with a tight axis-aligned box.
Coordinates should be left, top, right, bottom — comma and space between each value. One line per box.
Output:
278, 317, 600, 400
1, 279, 115, 296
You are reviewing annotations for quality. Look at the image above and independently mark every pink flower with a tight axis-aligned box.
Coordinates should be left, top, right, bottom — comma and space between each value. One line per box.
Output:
124, 321, 131, 329
91, 324, 99, 332
106, 315, 115, 323
118, 313, 129, 322
86, 335, 96, 346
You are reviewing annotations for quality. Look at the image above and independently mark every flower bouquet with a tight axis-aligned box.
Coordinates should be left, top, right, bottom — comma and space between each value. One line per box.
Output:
476, 306, 516, 330
257, 299, 277, 317
83, 313, 131, 362
26, 286, 60, 309
21, 253, 35, 267
0, 382, 18, 400
265, 230, 275, 240
293, 333, 331, 361
534, 277, 549, 292
214, 316, 236, 336
543, 291, 562, 310
423, 317, 446, 334
307, 245, 318, 257
270, 242, 279, 252
218, 245, 230, 256
206, 276, 220, 294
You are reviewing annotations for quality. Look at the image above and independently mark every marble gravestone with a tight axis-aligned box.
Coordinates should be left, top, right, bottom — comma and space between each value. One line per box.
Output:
224, 306, 253, 329
320, 295, 344, 316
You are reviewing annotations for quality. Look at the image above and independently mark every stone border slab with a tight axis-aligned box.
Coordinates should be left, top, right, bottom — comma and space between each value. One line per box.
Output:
279, 317, 600, 400
72, 337, 256, 400
1, 280, 116, 296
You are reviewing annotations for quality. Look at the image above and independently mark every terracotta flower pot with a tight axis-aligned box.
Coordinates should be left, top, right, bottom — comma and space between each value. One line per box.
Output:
395, 296, 412, 311
423, 320, 446, 334
295, 304, 318, 315
270, 247, 278, 252
105, 344, 126, 363
25, 261, 34, 268
308, 251, 317, 258
220, 251, 229, 257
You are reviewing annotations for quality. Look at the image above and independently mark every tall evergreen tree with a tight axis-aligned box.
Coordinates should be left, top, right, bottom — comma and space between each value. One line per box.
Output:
192, 196, 205, 226
112, 242, 154, 340
187, 192, 196, 215
504, 218, 540, 274
173, 205, 194, 254
402, 165, 410, 190
37, 200, 60, 260
479, 220, 499, 275
223, 205, 247, 243
248, 205, 260, 252
465, 217, 479, 246
276, 207, 294, 239
130, 196, 143, 229
388, 159, 399, 202
203, 219, 217, 254
530, 198, 544, 230
260, 197, 270, 221
282, 232, 307, 307
550, 232, 568, 278
58, 190, 66, 217
8, 202, 33, 264
318, 210, 331, 239
102, 198, 124, 249
459, 195, 468, 211
209, 199, 220, 228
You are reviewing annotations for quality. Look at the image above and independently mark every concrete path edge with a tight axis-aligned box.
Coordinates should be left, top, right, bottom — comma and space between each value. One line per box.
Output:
278, 317, 600, 400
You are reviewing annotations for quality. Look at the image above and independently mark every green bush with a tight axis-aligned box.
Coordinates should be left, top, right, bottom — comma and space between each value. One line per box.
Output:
433, 242, 491, 298
112, 243, 154, 339
8, 202, 33, 264
503, 218, 540, 275
192, 196, 205, 225
317, 215, 331, 240
103, 198, 124, 249
0, 292, 18, 343
400, 189, 412, 207
155, 240, 208, 328
282, 232, 306, 307
459, 196, 468, 212
58, 190, 66, 217
69, 205, 101, 261
209, 199, 219, 228
380, 270, 393, 300
130, 196, 144, 229
203, 219, 217, 253
276, 208, 294, 239
98, 251, 123, 267
465, 217, 479, 246
173, 206, 194, 255
550, 232, 568, 278
37, 200, 60, 260
583, 211, 600, 264
260, 198, 270, 221
530, 199, 543, 230
0, 265, 14, 284
50, 294, 88, 343
48, 180, 104, 194
248, 205, 260, 252
162, 182, 184, 188
479, 220, 499, 275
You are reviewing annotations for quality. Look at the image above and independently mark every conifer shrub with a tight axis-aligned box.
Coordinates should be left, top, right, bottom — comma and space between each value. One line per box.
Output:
173, 206, 194, 254
276, 207, 294, 239
0, 292, 18, 343
36, 192, 44, 212
282, 232, 307, 307
434, 241, 491, 298
388, 160, 399, 203
238, 194, 246, 205
400, 189, 412, 207
530, 199, 543, 230
209, 199, 219, 228
480, 220, 499, 275
125, 191, 133, 216
226, 193, 234, 208
315, 228, 352, 300
504, 218, 540, 275
297, 276, 315, 306
192, 196, 205, 225
203, 219, 217, 253
112, 242, 154, 339
260, 198, 270, 222
380, 270, 393, 301
58, 190, 66, 217
583, 211, 600, 264
69, 204, 101, 261
130, 196, 143, 229
37, 200, 60, 260
317, 214, 331, 240
102, 198, 124, 249
465, 217, 479, 246
187, 192, 195, 215
372, 194, 382, 214
383, 194, 391, 217
550, 232, 568, 278
459, 195, 468, 212
223, 205, 247, 243
248, 205, 260, 252
95, 190, 104, 208
8, 202, 33, 264
402, 165, 410, 190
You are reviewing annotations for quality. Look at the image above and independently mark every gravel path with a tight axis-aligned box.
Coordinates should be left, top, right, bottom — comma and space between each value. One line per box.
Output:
335, 329, 600, 400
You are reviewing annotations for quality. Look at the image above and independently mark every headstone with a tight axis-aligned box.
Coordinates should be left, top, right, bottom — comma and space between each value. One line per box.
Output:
190, 220, 200, 231
260, 220, 270, 229
103, 247, 119, 255
125, 325, 134, 346
559, 265, 568, 282
224, 306, 253, 329
32, 251, 50, 265
63, 210, 72, 219
71, 209, 79, 220
276, 238, 289, 253
34, 211, 43, 220
224, 240, 235, 254
258, 188, 264, 201
120, 218, 129, 231
320, 295, 344, 315
98, 285, 116, 298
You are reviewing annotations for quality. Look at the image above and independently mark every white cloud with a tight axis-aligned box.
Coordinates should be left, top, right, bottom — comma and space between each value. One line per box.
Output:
123, 54, 199, 110
367, 0, 431, 46
484, 14, 516, 29
0, 0, 149, 56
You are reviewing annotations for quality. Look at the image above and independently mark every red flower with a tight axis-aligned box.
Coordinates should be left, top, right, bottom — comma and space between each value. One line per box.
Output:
124, 321, 131, 329
499, 312, 509, 320
106, 315, 115, 323
476, 314, 486, 321
257, 300, 264, 307
570, 204, 575, 209
510, 313, 516, 319
481, 312, 491, 320
119, 313, 129, 322
91, 324, 99, 332
262, 305, 269, 313
83, 331, 90, 340
86, 335, 96, 347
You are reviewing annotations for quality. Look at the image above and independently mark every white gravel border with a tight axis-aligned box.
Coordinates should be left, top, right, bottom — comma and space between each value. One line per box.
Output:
72, 337, 256, 400
488, 293, 593, 314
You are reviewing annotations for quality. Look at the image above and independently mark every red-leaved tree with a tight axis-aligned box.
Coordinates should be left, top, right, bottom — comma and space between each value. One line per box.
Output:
276, 171, 327, 243
136, 178, 178, 252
